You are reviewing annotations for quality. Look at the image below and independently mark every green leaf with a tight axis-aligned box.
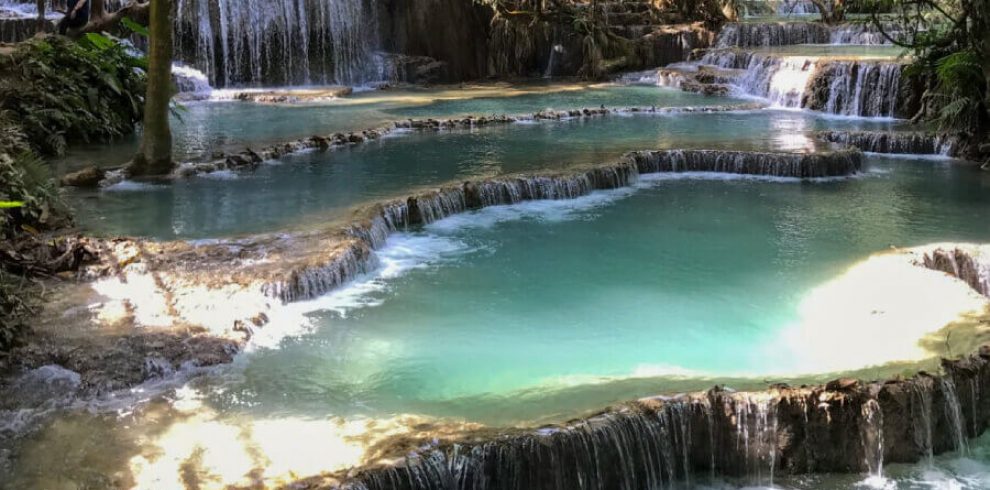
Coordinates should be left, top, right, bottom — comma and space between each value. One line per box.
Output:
121, 17, 150, 37
82, 33, 114, 51
0, 201, 24, 209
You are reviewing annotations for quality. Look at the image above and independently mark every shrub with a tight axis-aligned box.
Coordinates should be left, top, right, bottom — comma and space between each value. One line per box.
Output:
0, 34, 146, 156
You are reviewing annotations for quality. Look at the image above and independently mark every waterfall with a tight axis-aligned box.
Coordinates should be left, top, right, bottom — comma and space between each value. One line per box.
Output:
703, 54, 905, 117
261, 242, 374, 303
543, 44, 562, 78
734, 396, 778, 485
743, 55, 815, 108
348, 367, 990, 490
813, 62, 901, 118
860, 399, 885, 480
911, 383, 934, 463
699, 50, 816, 109
627, 149, 863, 178
939, 378, 969, 454
777, 0, 818, 15
818, 130, 959, 156
172, 64, 213, 97
715, 22, 829, 48
830, 22, 903, 45
173, 0, 379, 87
714, 22, 902, 47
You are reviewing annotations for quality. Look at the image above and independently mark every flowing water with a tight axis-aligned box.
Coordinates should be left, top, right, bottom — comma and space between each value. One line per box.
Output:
8, 147, 990, 488
173, 0, 378, 86
68, 108, 900, 239
7, 10, 990, 485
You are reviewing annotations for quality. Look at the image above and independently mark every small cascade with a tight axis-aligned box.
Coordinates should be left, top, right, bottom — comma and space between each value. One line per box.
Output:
173, 0, 379, 86
348, 356, 990, 490
714, 21, 902, 47
352, 399, 718, 490
261, 242, 374, 303
543, 44, 562, 78
733, 396, 779, 485
911, 383, 934, 463
715, 22, 829, 48
347, 201, 411, 250
627, 149, 863, 178
696, 46, 905, 117
860, 399, 885, 480
818, 130, 959, 156
807, 61, 902, 118
408, 188, 468, 225
699, 50, 816, 108
171, 64, 213, 98
740, 54, 816, 108
777, 0, 818, 15
699, 49, 755, 70
939, 377, 969, 454
829, 22, 903, 45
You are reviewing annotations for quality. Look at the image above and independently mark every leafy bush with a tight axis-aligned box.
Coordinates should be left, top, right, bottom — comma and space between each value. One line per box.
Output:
0, 150, 67, 239
0, 268, 30, 355
0, 34, 146, 156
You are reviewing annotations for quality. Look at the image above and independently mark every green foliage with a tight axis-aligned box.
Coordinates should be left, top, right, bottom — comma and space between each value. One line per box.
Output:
0, 151, 66, 239
868, 1, 989, 135
121, 16, 151, 38
0, 268, 31, 354
0, 34, 147, 156
930, 49, 986, 130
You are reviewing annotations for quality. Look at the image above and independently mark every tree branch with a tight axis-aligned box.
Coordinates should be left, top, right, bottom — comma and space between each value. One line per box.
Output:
66, 0, 150, 38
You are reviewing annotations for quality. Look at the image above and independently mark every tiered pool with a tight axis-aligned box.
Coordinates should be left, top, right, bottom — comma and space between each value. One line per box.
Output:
6, 82, 990, 489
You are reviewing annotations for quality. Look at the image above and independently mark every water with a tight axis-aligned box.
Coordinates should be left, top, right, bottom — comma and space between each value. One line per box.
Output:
57, 83, 738, 169
69, 109, 899, 239
173, 0, 377, 86
189, 154, 990, 421
696, 44, 907, 117
8, 149, 990, 488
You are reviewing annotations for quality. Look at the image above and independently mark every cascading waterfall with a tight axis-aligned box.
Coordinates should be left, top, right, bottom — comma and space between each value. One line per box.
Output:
777, 0, 817, 15
812, 61, 901, 118
713, 22, 901, 47
939, 377, 969, 454
734, 396, 778, 485
829, 22, 902, 45
347, 357, 990, 490
818, 130, 959, 156
715, 22, 830, 48
860, 399, 885, 480
911, 383, 934, 463
173, 0, 379, 86
701, 50, 904, 117
699, 50, 815, 109
628, 149, 863, 178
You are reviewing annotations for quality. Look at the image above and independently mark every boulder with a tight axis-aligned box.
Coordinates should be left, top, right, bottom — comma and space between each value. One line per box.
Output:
60, 166, 106, 188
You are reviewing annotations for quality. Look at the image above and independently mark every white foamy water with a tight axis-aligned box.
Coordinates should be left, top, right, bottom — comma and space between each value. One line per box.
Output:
248, 233, 471, 350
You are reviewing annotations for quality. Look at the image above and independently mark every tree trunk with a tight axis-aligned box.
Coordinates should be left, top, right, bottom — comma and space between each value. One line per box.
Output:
35, 0, 46, 34
129, 0, 173, 176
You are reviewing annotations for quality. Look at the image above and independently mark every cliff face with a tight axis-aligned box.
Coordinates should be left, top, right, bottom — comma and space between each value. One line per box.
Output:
375, 0, 492, 82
